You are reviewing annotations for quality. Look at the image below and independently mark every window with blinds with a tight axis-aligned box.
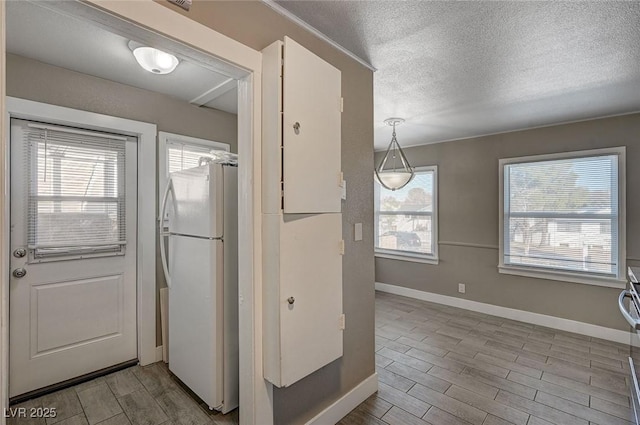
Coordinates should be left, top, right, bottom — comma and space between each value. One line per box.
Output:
24, 122, 127, 258
166, 140, 227, 174
501, 150, 623, 279
158, 133, 229, 224
375, 167, 438, 261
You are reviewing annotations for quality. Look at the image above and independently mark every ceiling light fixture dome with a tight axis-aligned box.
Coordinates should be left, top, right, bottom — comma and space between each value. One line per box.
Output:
375, 118, 414, 191
129, 42, 179, 75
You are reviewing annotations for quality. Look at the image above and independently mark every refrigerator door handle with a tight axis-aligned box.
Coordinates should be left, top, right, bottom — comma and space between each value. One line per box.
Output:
160, 178, 174, 288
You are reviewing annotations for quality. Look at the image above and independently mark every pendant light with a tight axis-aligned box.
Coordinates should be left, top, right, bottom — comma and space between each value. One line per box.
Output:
375, 118, 414, 191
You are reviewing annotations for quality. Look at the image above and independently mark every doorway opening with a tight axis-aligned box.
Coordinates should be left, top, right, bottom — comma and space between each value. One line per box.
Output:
2, 1, 265, 422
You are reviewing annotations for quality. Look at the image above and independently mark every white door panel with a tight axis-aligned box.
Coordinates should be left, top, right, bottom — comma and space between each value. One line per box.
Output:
9, 118, 138, 397
282, 37, 342, 213
31, 275, 124, 354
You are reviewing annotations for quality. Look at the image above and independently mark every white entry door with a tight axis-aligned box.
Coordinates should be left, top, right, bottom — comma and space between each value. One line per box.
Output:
9, 118, 138, 398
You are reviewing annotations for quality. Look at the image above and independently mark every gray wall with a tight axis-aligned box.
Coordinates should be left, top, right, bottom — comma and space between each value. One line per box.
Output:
156, 1, 376, 424
6, 54, 237, 148
6, 52, 238, 343
376, 113, 640, 331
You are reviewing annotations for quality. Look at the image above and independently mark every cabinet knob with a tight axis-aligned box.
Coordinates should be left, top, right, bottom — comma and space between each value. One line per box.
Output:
287, 296, 295, 305
293, 122, 300, 135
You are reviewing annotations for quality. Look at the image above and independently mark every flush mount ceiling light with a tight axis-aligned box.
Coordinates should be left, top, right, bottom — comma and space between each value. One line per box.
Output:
128, 41, 179, 75
375, 118, 415, 191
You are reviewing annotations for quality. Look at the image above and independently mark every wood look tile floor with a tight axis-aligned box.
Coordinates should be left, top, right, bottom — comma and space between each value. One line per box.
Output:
340, 291, 634, 425
8, 291, 633, 425
7, 363, 238, 425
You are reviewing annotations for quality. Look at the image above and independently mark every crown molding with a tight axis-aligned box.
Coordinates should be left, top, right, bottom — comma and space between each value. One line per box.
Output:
261, 0, 376, 72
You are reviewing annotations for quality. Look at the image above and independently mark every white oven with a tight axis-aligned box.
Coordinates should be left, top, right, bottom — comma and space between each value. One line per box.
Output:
618, 267, 640, 425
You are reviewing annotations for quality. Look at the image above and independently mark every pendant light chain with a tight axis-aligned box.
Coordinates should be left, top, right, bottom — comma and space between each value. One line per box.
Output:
390, 122, 398, 171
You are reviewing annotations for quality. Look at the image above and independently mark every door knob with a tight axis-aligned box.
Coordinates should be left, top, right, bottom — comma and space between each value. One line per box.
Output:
293, 122, 300, 135
13, 248, 27, 258
13, 268, 27, 278
287, 296, 295, 305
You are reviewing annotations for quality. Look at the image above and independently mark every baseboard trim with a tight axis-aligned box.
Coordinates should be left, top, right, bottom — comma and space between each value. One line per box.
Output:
155, 346, 163, 362
305, 373, 378, 425
376, 282, 634, 346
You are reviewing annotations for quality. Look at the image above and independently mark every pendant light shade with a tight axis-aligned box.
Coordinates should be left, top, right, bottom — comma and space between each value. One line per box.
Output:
375, 118, 414, 191
376, 170, 413, 189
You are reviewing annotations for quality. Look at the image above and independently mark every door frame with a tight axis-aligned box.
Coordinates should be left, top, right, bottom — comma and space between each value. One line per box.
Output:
6, 95, 157, 369
0, 0, 8, 416
0, 1, 273, 424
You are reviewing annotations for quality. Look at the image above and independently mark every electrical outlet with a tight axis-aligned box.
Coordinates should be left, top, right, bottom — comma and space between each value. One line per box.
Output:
458, 283, 466, 294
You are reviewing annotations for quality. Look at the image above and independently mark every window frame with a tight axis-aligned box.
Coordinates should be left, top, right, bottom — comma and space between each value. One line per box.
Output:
374, 165, 439, 264
498, 147, 626, 288
17, 120, 133, 262
158, 131, 230, 203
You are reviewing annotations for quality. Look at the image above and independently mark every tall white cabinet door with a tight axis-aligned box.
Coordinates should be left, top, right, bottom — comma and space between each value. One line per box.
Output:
282, 36, 342, 213
262, 37, 344, 388
263, 213, 343, 387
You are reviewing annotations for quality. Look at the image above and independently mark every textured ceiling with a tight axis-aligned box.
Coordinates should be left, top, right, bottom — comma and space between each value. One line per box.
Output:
273, 1, 640, 150
6, 1, 238, 114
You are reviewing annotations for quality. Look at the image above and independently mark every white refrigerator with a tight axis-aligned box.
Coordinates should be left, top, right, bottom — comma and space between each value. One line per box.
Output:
159, 162, 238, 413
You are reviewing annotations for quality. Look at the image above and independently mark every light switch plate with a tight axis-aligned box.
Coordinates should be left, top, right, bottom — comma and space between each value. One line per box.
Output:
354, 223, 363, 241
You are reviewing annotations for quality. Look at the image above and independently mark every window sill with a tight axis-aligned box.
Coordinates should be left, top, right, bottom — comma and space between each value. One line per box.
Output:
375, 250, 439, 265
498, 265, 626, 289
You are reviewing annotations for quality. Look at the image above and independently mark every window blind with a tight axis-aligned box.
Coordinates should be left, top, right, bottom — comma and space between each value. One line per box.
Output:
23, 122, 127, 257
166, 140, 227, 174
503, 154, 618, 276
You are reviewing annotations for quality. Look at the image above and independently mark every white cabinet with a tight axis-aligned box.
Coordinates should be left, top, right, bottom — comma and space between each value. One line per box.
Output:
262, 37, 342, 215
263, 214, 343, 387
262, 37, 344, 387
282, 38, 342, 214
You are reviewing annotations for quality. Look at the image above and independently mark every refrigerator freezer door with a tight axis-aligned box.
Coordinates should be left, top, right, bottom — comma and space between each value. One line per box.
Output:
168, 235, 224, 410
170, 163, 223, 238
